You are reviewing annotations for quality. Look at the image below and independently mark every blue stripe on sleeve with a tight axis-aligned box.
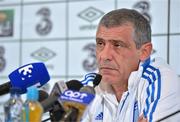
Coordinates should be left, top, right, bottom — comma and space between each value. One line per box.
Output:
142, 74, 152, 117
142, 65, 161, 122
149, 69, 161, 122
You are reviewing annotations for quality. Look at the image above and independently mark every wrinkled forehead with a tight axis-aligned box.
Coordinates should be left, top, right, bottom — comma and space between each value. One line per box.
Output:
97, 22, 135, 33
96, 24, 135, 38
98, 20, 134, 28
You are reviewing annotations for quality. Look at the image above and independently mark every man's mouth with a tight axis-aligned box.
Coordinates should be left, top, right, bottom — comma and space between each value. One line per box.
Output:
100, 67, 114, 70
100, 67, 118, 71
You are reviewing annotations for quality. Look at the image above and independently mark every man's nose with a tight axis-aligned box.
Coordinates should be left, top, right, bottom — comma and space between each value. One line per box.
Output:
99, 44, 113, 60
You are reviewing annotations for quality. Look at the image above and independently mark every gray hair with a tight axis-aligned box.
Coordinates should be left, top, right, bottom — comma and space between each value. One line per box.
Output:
98, 8, 151, 49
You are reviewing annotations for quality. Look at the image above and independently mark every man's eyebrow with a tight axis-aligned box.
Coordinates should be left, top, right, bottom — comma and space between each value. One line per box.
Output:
110, 39, 127, 44
96, 37, 103, 40
96, 38, 130, 46
110, 39, 131, 47
96, 37, 104, 41
96, 38, 123, 42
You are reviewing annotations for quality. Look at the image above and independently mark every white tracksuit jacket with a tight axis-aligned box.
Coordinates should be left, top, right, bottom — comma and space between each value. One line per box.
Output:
81, 58, 180, 122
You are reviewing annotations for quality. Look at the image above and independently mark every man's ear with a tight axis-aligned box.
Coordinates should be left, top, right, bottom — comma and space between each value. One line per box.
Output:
139, 42, 152, 61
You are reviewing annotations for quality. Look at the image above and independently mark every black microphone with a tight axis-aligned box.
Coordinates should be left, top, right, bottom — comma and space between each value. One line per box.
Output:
81, 73, 102, 88
66, 80, 84, 91
0, 62, 50, 96
80, 73, 102, 95
93, 73, 102, 87
0, 82, 11, 96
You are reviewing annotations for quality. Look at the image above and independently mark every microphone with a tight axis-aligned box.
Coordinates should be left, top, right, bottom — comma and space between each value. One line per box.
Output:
59, 73, 101, 122
60, 89, 95, 122
66, 80, 84, 91
50, 79, 83, 97
0, 62, 50, 95
42, 73, 101, 122
41, 80, 83, 113
40, 80, 83, 122
92, 73, 102, 87
81, 73, 102, 87
79, 73, 102, 95
41, 73, 101, 113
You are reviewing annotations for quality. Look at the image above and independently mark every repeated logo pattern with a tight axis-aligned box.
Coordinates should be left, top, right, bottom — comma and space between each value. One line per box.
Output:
31, 47, 56, 62
36, 7, 53, 36
82, 43, 97, 72
78, 7, 104, 23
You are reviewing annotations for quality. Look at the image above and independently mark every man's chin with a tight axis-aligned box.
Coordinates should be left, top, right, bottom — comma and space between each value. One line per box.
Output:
102, 76, 116, 84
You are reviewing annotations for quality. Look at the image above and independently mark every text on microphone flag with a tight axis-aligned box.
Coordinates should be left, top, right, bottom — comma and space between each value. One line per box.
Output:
60, 89, 95, 105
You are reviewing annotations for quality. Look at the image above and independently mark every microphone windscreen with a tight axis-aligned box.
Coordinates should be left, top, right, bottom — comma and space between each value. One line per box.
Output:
66, 80, 83, 91
81, 73, 102, 87
8, 62, 50, 93
0, 82, 11, 96
93, 74, 102, 87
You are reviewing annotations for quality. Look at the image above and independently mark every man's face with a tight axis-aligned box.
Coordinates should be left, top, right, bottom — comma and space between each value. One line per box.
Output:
96, 25, 141, 86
